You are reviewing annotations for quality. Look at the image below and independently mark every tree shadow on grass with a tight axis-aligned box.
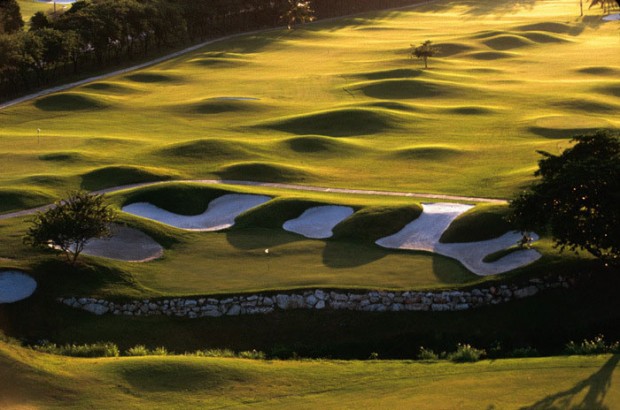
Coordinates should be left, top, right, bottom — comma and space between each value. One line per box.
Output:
520, 355, 620, 410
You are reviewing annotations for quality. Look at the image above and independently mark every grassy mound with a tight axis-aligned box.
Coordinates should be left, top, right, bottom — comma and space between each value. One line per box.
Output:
552, 98, 617, 113
156, 139, 254, 161
466, 51, 517, 60
388, 145, 465, 160
520, 31, 568, 44
332, 205, 422, 243
527, 116, 613, 139
81, 166, 176, 191
594, 83, 620, 98
125, 73, 176, 83
434, 42, 476, 57
446, 106, 496, 115
259, 108, 398, 136
482, 34, 535, 50
0, 189, 53, 213
215, 162, 312, 182
121, 183, 233, 215
440, 204, 514, 243
39, 152, 88, 163
355, 68, 422, 80
34, 93, 108, 111
82, 82, 137, 94
234, 198, 328, 229
577, 66, 618, 75
19, 175, 68, 188
358, 79, 457, 100
281, 135, 354, 154
179, 99, 262, 115
361, 101, 419, 112
516, 22, 573, 34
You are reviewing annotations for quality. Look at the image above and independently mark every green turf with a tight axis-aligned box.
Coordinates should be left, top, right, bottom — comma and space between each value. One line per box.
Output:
2, 0, 617, 202
1, 339, 619, 409
440, 204, 515, 243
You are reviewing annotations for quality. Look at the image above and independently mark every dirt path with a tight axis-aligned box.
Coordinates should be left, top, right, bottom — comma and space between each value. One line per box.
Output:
0, 178, 506, 221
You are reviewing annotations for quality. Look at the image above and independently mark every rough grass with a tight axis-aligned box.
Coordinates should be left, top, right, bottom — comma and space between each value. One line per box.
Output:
1, 340, 620, 409
440, 204, 515, 243
215, 162, 313, 182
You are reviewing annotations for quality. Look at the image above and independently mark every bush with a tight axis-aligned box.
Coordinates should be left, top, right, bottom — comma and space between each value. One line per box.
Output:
564, 335, 620, 355
238, 349, 266, 360
34, 341, 119, 357
417, 346, 439, 361
151, 346, 169, 356
447, 344, 486, 363
192, 348, 236, 358
125, 345, 149, 356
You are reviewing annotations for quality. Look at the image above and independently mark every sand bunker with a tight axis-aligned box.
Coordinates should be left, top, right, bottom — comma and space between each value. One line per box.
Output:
122, 194, 271, 231
0, 271, 37, 303
603, 14, 620, 21
81, 225, 163, 262
283, 206, 354, 239
376, 203, 541, 275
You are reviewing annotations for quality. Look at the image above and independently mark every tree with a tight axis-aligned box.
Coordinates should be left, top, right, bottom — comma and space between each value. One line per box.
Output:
412, 40, 437, 69
24, 191, 117, 265
0, 0, 24, 34
509, 130, 620, 266
281, 0, 315, 30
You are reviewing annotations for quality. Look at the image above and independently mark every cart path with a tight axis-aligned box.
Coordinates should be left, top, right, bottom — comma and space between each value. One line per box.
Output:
0, 178, 506, 221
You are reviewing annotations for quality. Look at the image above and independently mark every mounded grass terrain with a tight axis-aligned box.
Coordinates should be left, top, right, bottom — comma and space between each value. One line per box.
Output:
1, 0, 619, 402
2, 0, 618, 206
1, 339, 620, 409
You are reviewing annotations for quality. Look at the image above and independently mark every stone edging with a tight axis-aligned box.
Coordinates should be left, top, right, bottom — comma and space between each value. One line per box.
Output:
58, 277, 571, 318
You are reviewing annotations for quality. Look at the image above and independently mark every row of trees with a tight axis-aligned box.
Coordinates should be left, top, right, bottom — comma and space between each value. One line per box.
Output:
0, 0, 423, 99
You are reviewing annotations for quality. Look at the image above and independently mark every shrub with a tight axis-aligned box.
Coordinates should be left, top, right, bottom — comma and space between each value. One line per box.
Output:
34, 341, 119, 357
417, 346, 439, 361
125, 345, 149, 356
239, 349, 266, 360
151, 346, 169, 356
368, 352, 380, 360
447, 344, 486, 363
193, 348, 236, 358
564, 335, 620, 355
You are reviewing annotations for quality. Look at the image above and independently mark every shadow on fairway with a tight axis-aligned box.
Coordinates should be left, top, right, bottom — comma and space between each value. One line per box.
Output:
521, 355, 620, 410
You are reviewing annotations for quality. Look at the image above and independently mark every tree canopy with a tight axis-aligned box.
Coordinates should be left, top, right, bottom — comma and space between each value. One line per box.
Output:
24, 191, 117, 265
412, 40, 437, 69
510, 130, 620, 266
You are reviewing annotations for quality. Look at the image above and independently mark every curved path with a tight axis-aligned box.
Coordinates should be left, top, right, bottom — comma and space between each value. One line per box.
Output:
0, 178, 506, 221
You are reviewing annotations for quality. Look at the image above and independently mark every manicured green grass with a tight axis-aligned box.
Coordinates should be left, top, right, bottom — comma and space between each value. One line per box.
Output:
440, 203, 515, 243
2, 0, 618, 209
1, 339, 619, 409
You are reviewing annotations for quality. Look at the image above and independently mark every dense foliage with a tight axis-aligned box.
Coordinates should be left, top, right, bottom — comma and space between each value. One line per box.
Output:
23, 191, 117, 265
0, 0, 423, 99
510, 130, 620, 266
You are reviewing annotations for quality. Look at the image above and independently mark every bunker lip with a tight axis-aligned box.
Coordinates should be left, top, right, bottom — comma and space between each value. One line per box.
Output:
0, 270, 37, 303
122, 194, 271, 231
283, 205, 354, 239
376, 202, 542, 276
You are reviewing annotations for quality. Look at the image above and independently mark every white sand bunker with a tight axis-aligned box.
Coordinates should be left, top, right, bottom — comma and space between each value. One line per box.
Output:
0, 271, 37, 303
603, 14, 620, 21
122, 194, 271, 231
283, 206, 354, 239
376, 203, 542, 276
82, 225, 163, 262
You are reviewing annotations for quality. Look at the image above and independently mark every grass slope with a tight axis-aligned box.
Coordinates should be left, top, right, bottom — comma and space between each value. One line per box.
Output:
1, 340, 619, 409
3, 0, 618, 200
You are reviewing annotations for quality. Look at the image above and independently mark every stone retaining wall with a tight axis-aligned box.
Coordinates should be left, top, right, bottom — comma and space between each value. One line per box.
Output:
59, 277, 571, 318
